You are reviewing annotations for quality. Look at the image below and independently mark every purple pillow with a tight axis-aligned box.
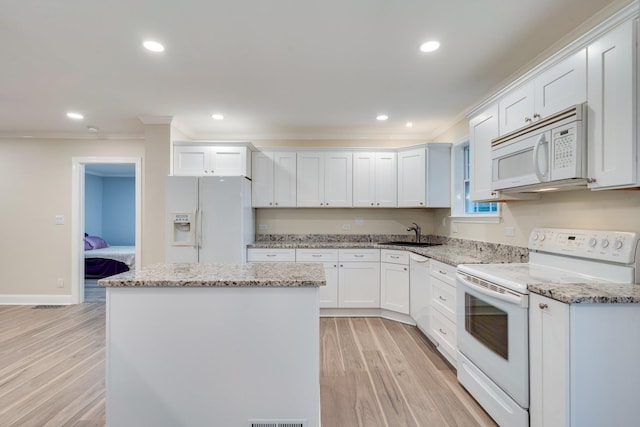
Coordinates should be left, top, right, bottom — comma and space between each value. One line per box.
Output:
84, 238, 93, 250
85, 235, 109, 249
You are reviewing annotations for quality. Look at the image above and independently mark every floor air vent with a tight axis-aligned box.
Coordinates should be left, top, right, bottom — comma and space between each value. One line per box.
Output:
32, 305, 64, 309
249, 420, 306, 427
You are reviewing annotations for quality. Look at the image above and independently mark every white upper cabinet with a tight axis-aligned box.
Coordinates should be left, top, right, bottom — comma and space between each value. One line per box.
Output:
499, 49, 587, 135
251, 151, 297, 207
469, 104, 501, 202
174, 144, 251, 177
297, 151, 352, 207
353, 152, 397, 207
398, 144, 451, 207
587, 19, 638, 190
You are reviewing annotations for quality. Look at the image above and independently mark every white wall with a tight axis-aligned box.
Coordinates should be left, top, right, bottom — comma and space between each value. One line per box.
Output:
0, 138, 144, 296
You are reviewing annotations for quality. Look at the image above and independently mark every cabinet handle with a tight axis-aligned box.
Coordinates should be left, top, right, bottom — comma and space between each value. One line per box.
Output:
340, 264, 343, 267
525, 117, 532, 123
533, 113, 541, 119
377, 203, 380, 206
266, 254, 276, 257
371, 203, 375, 206
404, 267, 407, 271
320, 203, 324, 206
419, 202, 424, 205
269, 202, 273, 206
326, 203, 329, 206
439, 328, 447, 336
439, 270, 447, 275
390, 255, 399, 259
439, 295, 447, 302
539, 303, 548, 309
333, 264, 337, 268
204, 170, 209, 173
275, 202, 278, 206
312, 254, 322, 258
354, 254, 365, 258
587, 177, 597, 184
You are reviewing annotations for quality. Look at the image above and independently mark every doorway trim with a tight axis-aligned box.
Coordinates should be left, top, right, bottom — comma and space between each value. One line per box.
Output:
72, 156, 142, 304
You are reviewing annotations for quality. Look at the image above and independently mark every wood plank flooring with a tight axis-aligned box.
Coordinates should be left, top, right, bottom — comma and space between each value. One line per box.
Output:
0, 305, 496, 427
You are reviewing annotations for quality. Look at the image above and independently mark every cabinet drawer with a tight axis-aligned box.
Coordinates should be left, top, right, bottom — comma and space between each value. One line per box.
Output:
432, 278, 456, 322
430, 259, 456, 286
431, 309, 457, 356
338, 249, 380, 262
381, 249, 409, 265
296, 249, 339, 262
247, 248, 296, 262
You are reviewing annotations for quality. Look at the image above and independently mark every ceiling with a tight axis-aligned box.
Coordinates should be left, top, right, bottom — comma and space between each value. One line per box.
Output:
0, 0, 622, 141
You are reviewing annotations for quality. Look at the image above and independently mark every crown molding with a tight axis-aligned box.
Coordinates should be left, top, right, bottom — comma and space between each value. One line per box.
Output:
138, 115, 173, 125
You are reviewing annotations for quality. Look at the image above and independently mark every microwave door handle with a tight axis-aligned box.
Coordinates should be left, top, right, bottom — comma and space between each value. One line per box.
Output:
532, 133, 548, 182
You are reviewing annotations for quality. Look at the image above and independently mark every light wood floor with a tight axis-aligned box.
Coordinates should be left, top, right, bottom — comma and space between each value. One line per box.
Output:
0, 305, 496, 427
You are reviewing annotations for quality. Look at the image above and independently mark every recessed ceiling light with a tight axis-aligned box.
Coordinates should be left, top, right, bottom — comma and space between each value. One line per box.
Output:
143, 40, 165, 53
406, 122, 413, 127
211, 114, 224, 120
67, 112, 84, 120
376, 114, 389, 121
87, 126, 99, 132
419, 41, 440, 53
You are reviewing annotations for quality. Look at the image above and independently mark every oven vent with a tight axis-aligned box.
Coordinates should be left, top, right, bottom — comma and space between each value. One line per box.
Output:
461, 273, 522, 299
248, 420, 306, 427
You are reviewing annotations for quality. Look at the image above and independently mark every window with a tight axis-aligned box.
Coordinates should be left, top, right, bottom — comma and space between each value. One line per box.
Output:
452, 141, 499, 221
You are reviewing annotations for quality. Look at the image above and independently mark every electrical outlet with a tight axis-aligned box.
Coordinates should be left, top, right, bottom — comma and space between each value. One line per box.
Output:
452, 223, 458, 234
504, 226, 515, 237
258, 224, 269, 231
341, 223, 351, 231
57, 278, 64, 288
55, 215, 64, 225
355, 217, 364, 226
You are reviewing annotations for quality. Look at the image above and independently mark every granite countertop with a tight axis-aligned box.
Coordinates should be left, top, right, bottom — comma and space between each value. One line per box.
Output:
98, 262, 326, 287
528, 282, 640, 304
248, 241, 522, 266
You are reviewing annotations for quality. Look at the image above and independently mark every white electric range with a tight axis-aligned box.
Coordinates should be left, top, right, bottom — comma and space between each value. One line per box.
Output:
455, 227, 640, 427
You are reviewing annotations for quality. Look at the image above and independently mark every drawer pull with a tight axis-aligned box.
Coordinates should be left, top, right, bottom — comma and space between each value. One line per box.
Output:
312, 254, 322, 258
439, 270, 447, 275
439, 296, 447, 302
354, 254, 365, 258
390, 255, 400, 259
404, 267, 407, 271
439, 328, 447, 336
266, 254, 276, 257
539, 303, 548, 309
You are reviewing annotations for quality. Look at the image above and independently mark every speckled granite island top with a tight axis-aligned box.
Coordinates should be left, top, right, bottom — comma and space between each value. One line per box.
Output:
98, 262, 326, 287
528, 282, 640, 304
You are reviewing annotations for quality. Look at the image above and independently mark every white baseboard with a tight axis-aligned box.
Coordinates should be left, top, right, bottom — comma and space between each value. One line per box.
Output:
320, 307, 416, 325
0, 294, 75, 305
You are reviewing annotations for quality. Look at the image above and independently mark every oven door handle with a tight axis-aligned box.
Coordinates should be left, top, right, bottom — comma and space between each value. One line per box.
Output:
457, 273, 528, 308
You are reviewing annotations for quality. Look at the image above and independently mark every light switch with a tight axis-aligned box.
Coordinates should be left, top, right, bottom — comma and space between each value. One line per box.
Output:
55, 215, 64, 225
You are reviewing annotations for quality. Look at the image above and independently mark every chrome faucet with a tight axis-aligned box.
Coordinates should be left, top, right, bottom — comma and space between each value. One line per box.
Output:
407, 222, 421, 243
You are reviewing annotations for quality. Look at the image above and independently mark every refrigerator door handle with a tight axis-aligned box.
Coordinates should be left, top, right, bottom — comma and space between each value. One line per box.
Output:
196, 208, 203, 249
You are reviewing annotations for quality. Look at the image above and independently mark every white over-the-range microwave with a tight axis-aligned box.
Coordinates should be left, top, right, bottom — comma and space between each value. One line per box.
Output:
491, 103, 589, 193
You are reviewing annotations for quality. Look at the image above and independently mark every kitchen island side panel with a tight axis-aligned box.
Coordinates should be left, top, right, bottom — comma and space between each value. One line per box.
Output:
106, 286, 320, 427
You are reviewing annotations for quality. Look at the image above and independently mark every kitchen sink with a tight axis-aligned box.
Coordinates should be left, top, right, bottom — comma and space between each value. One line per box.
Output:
379, 241, 442, 247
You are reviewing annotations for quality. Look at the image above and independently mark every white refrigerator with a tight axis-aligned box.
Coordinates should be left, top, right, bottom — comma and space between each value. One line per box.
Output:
166, 176, 254, 263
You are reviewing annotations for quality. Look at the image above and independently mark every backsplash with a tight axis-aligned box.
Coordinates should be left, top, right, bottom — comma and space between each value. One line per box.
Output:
256, 234, 529, 263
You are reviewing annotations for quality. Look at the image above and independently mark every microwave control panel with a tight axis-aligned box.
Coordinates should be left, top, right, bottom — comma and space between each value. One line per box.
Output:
529, 227, 640, 264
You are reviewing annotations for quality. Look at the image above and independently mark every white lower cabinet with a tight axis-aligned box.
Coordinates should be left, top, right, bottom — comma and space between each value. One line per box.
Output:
246, 248, 296, 262
530, 293, 640, 427
409, 254, 430, 335
296, 249, 339, 308
380, 250, 410, 314
338, 249, 381, 308
429, 260, 457, 365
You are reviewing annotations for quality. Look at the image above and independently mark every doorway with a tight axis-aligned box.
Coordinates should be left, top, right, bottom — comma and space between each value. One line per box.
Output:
72, 157, 142, 304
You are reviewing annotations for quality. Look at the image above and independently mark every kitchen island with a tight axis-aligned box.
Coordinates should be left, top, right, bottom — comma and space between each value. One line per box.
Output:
99, 262, 325, 427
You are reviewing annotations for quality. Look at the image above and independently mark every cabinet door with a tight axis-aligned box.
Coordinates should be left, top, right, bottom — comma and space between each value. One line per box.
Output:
587, 19, 637, 190
529, 294, 570, 427
353, 152, 376, 207
319, 262, 339, 308
534, 48, 587, 118
324, 152, 353, 207
296, 152, 325, 207
251, 151, 274, 207
210, 147, 248, 176
425, 144, 451, 207
499, 84, 534, 135
375, 152, 397, 207
273, 152, 297, 207
380, 262, 409, 314
338, 262, 380, 308
174, 146, 211, 176
397, 148, 426, 207
469, 104, 501, 201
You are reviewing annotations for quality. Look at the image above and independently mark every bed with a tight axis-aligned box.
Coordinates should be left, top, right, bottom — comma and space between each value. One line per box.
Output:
84, 235, 135, 279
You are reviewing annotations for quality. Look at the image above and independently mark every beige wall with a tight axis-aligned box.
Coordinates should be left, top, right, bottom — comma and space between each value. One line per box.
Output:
0, 137, 144, 296
253, 139, 428, 149
433, 190, 640, 247
256, 208, 435, 236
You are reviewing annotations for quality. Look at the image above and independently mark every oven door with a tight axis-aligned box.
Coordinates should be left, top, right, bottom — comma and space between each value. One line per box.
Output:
491, 130, 550, 191
456, 272, 529, 408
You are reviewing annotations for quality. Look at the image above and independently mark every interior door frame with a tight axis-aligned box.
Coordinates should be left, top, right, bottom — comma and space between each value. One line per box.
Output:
71, 156, 142, 304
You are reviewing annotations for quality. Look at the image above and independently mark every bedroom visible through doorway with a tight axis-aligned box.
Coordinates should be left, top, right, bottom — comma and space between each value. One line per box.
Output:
71, 157, 141, 304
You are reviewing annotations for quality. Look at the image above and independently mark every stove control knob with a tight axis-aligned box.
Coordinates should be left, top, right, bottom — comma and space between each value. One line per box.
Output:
588, 238, 597, 247
601, 239, 610, 249
614, 240, 623, 250
539, 234, 546, 241
532, 233, 539, 241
